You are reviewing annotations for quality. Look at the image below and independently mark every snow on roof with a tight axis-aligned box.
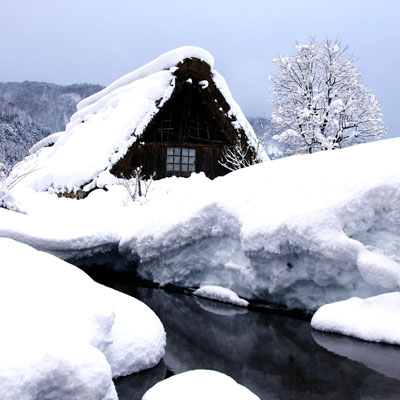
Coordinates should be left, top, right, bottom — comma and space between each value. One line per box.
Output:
77, 46, 214, 111
28, 131, 63, 154
11, 46, 264, 194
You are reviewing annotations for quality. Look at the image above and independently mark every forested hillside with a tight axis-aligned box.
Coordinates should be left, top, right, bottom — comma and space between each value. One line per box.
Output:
0, 82, 103, 173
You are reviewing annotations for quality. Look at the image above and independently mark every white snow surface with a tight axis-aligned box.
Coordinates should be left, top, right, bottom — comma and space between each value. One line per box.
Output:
9, 46, 263, 194
311, 292, 400, 345
194, 285, 249, 307
142, 369, 260, 400
0, 238, 165, 400
3, 137, 400, 310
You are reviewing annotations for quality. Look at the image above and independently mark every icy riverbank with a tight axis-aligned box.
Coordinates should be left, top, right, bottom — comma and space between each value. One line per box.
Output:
2, 137, 400, 310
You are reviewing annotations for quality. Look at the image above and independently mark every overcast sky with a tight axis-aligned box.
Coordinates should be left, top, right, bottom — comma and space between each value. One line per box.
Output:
1, 0, 399, 138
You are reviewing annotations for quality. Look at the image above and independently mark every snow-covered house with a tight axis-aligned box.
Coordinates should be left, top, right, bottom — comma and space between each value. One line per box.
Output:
10, 46, 266, 198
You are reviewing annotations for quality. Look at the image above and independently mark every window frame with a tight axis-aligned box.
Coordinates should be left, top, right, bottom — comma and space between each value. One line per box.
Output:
166, 147, 196, 175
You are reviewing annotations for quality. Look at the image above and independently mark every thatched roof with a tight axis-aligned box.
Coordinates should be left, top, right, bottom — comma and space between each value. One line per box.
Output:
10, 46, 267, 195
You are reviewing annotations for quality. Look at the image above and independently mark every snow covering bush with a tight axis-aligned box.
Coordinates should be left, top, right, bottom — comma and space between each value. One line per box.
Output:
194, 285, 249, 307
311, 292, 400, 345
142, 369, 260, 400
2, 138, 400, 310
0, 238, 165, 400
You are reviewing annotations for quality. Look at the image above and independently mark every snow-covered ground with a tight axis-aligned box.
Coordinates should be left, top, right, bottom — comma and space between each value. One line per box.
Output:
0, 238, 165, 400
2, 137, 400, 310
311, 292, 400, 345
142, 369, 260, 400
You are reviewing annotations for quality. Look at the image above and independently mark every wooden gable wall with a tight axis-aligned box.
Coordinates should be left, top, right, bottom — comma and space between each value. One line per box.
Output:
111, 58, 254, 180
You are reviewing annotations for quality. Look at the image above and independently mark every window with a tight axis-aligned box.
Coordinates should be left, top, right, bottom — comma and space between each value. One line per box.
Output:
166, 147, 196, 174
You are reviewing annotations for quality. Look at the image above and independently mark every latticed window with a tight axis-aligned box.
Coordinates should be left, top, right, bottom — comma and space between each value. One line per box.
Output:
166, 147, 196, 173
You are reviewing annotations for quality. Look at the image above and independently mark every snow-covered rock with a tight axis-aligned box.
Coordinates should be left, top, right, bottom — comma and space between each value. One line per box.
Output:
194, 285, 249, 307
311, 292, 400, 345
0, 238, 165, 400
3, 137, 400, 310
142, 369, 260, 400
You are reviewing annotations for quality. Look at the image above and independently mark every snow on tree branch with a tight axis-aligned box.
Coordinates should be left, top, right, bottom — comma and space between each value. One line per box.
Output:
269, 38, 387, 155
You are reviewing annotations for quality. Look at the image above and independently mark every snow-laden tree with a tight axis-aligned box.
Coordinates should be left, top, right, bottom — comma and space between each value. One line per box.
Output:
270, 38, 387, 154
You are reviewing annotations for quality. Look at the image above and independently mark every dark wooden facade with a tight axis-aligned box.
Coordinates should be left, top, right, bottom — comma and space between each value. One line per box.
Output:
111, 57, 254, 180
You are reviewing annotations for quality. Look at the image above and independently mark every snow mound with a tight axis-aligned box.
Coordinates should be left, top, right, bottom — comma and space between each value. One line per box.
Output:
142, 369, 260, 400
0, 238, 165, 400
311, 292, 400, 345
102, 285, 166, 377
194, 285, 249, 307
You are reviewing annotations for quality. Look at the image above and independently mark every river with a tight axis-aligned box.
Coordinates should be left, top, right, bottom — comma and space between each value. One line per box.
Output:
98, 280, 400, 399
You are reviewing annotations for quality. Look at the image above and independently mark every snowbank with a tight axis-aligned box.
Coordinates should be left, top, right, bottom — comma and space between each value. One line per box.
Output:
311, 292, 400, 345
194, 285, 249, 307
3, 137, 400, 310
142, 369, 260, 400
0, 238, 165, 400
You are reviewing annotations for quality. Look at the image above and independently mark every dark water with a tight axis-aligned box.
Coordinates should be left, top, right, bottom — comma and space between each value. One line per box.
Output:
108, 282, 400, 400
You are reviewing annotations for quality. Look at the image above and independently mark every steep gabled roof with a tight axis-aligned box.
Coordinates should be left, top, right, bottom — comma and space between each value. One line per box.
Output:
10, 46, 268, 194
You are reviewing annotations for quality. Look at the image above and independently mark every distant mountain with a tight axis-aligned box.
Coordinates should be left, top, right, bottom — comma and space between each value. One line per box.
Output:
0, 98, 50, 174
0, 81, 103, 174
0, 81, 104, 133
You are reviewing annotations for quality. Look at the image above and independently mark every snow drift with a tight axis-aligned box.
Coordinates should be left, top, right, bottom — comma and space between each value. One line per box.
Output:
0, 238, 165, 400
3, 137, 400, 310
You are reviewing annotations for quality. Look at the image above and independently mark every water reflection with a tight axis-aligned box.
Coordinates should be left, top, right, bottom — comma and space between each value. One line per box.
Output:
312, 330, 400, 381
194, 297, 249, 316
114, 361, 167, 400
109, 283, 400, 400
